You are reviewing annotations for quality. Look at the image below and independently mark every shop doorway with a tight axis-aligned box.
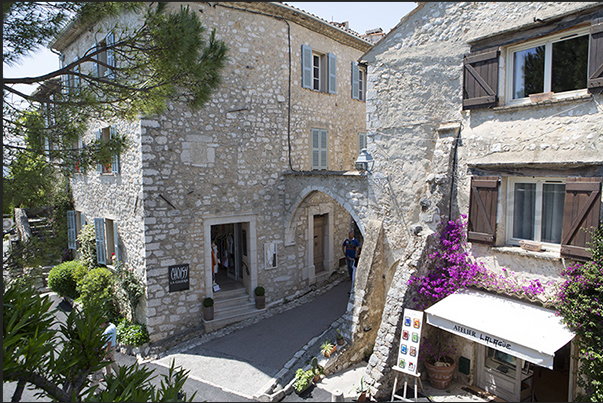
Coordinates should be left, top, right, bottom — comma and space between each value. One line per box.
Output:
211, 223, 249, 292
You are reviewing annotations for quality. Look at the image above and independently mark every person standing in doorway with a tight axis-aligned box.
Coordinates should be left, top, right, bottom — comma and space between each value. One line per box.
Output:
342, 231, 360, 283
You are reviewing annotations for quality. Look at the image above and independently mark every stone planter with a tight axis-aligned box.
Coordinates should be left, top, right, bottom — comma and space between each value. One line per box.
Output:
425, 356, 456, 389
255, 294, 265, 309
203, 305, 214, 321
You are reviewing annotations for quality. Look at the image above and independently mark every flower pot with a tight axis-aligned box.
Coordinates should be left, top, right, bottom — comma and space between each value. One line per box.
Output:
203, 305, 214, 321
425, 356, 456, 389
356, 391, 367, 402
255, 294, 265, 309
337, 337, 344, 346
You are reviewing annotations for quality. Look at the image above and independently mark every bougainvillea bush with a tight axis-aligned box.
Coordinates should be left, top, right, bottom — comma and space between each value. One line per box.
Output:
555, 226, 603, 402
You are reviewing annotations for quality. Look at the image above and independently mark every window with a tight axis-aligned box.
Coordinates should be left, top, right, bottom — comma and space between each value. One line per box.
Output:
358, 132, 367, 154
351, 62, 366, 101
93, 32, 115, 79
468, 175, 601, 261
507, 27, 590, 103
67, 211, 87, 250
463, 19, 603, 109
94, 217, 119, 265
311, 128, 328, 170
506, 178, 566, 245
302, 44, 336, 94
96, 126, 120, 174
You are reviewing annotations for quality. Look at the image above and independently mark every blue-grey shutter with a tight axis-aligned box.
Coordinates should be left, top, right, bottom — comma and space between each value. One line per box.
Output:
67, 211, 77, 250
81, 213, 86, 228
328, 53, 337, 94
106, 32, 115, 79
92, 44, 99, 77
312, 129, 320, 169
110, 126, 119, 174
302, 45, 312, 89
73, 56, 80, 88
320, 129, 328, 169
60, 54, 69, 95
94, 218, 107, 265
358, 132, 367, 154
351, 62, 359, 99
96, 129, 103, 173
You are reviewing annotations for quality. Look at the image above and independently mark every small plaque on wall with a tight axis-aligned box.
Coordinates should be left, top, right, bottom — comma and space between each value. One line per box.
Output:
168, 264, 190, 292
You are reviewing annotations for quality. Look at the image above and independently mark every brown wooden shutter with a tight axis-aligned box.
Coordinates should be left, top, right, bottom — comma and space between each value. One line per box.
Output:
560, 177, 602, 261
462, 47, 499, 110
467, 176, 500, 244
588, 18, 603, 92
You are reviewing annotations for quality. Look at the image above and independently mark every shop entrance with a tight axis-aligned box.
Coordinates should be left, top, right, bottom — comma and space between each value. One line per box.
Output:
211, 223, 249, 292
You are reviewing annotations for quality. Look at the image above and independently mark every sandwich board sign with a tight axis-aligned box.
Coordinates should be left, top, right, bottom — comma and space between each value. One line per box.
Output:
396, 308, 424, 376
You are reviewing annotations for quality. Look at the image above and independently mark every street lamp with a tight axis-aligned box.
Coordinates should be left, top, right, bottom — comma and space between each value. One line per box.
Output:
355, 149, 374, 174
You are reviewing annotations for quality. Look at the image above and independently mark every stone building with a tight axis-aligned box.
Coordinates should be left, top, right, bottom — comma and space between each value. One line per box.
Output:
350, 2, 602, 402
51, 2, 372, 343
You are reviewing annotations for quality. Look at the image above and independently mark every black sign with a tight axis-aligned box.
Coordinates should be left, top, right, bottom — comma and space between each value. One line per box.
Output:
168, 264, 190, 292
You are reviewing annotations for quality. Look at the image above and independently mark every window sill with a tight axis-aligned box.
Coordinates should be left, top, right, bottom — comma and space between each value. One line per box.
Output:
491, 245, 561, 261
492, 93, 592, 113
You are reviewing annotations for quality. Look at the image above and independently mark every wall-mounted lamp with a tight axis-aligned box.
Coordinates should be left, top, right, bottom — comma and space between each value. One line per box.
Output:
355, 149, 374, 174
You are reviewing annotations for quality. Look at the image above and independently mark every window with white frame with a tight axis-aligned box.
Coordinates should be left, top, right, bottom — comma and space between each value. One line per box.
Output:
506, 26, 590, 103
506, 177, 566, 245
302, 44, 337, 94
94, 217, 120, 266
93, 32, 115, 79
311, 128, 328, 170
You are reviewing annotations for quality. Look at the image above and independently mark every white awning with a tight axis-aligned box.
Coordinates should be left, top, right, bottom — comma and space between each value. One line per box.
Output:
425, 289, 575, 369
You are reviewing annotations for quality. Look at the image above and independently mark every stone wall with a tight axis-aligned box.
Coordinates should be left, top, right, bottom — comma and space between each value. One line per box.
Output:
362, 2, 602, 398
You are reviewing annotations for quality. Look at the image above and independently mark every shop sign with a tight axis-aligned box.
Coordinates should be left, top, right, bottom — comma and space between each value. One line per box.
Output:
451, 324, 513, 351
396, 308, 423, 376
168, 264, 189, 292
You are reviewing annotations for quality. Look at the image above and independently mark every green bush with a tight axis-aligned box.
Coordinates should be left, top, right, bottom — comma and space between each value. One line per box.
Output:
77, 267, 119, 322
47, 261, 79, 299
116, 320, 150, 347
72, 260, 89, 285
76, 223, 97, 269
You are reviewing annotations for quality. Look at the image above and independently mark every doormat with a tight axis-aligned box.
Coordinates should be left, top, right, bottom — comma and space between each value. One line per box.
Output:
461, 386, 507, 402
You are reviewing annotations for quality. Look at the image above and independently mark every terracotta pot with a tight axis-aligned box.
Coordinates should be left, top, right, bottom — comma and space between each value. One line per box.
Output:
425, 356, 456, 389
357, 391, 367, 402
337, 337, 344, 346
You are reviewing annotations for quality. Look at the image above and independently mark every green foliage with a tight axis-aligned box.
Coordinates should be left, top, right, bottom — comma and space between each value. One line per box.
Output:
116, 320, 150, 347
293, 368, 315, 392
115, 263, 145, 321
203, 297, 214, 307
254, 286, 265, 296
76, 267, 119, 322
320, 340, 335, 357
3, 151, 53, 211
3, 281, 194, 402
77, 224, 98, 270
47, 261, 79, 299
556, 226, 603, 402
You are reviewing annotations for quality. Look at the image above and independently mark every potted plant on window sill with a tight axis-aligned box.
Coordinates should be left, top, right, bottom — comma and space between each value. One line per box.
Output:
254, 286, 265, 309
320, 340, 337, 358
293, 367, 315, 395
336, 328, 345, 345
202, 297, 214, 321
420, 335, 457, 389
310, 356, 324, 382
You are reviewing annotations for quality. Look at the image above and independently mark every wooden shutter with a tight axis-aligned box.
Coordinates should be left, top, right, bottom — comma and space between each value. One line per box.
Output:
560, 177, 602, 260
467, 176, 500, 244
328, 53, 337, 94
319, 129, 328, 169
588, 18, 603, 92
301, 45, 312, 89
113, 221, 120, 262
110, 126, 119, 174
351, 62, 360, 100
67, 211, 77, 250
106, 32, 115, 79
358, 132, 367, 154
94, 218, 107, 265
311, 129, 328, 170
462, 47, 499, 110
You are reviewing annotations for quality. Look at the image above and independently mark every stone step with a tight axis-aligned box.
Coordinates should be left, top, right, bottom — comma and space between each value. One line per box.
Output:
202, 299, 264, 333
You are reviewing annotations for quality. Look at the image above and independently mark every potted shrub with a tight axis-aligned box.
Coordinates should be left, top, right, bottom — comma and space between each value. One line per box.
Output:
420, 335, 457, 389
320, 340, 336, 358
310, 356, 324, 382
350, 376, 369, 402
254, 286, 265, 309
202, 297, 214, 321
293, 367, 315, 395
336, 328, 345, 345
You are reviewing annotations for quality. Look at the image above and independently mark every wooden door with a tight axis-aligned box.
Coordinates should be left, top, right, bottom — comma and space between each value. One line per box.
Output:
313, 215, 326, 273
